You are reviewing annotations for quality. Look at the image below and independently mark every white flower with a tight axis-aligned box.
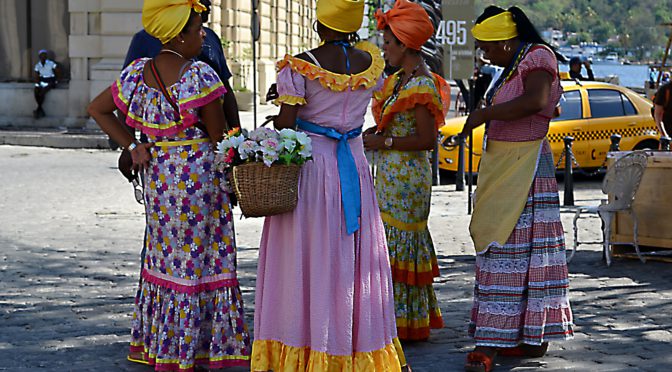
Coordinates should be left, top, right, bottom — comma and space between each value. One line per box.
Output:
262, 153, 278, 167
238, 140, 259, 160
295, 131, 310, 145
281, 139, 296, 152
279, 128, 297, 141
249, 127, 279, 142
298, 142, 312, 158
217, 138, 233, 153
229, 134, 245, 148
260, 138, 283, 153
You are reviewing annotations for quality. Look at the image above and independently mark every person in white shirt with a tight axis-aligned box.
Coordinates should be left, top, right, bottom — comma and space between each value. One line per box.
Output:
33, 50, 60, 118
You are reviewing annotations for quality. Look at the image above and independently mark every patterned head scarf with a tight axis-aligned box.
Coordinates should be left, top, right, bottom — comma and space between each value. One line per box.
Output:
142, 0, 207, 44
471, 11, 518, 41
316, 0, 365, 33
375, 0, 434, 51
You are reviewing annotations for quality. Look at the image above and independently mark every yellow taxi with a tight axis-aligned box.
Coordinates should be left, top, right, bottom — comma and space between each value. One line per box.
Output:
438, 80, 660, 174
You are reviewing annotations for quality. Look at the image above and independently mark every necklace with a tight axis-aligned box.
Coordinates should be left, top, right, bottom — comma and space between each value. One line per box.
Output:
379, 61, 423, 121
159, 48, 185, 59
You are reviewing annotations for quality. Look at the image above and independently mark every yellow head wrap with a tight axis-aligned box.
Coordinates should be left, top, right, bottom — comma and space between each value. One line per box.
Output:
471, 11, 518, 41
143, 0, 207, 44
316, 0, 365, 34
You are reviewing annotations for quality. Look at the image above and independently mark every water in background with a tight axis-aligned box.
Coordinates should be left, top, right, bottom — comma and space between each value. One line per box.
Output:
559, 63, 649, 89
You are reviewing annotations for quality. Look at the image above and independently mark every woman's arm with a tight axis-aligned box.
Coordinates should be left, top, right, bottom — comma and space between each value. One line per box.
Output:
200, 98, 226, 143
654, 104, 668, 137
461, 70, 553, 135
273, 104, 299, 129
364, 105, 436, 151
87, 87, 152, 169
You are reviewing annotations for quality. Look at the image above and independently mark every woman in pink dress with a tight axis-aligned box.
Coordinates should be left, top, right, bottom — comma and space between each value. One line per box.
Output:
250, 0, 405, 371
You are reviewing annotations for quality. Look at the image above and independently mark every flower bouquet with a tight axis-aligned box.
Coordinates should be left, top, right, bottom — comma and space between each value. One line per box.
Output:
216, 127, 312, 217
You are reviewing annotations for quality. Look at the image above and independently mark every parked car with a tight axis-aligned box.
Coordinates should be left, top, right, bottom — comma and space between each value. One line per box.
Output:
438, 80, 660, 174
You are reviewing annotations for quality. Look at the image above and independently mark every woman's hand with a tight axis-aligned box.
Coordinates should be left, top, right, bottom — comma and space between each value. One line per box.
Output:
460, 108, 487, 137
363, 126, 378, 136
130, 143, 154, 171
363, 133, 386, 150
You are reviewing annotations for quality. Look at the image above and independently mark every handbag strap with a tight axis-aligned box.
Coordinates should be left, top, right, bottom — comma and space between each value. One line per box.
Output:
149, 59, 182, 118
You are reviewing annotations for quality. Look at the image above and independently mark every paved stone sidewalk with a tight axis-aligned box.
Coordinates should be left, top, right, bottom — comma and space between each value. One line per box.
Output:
1, 146, 671, 371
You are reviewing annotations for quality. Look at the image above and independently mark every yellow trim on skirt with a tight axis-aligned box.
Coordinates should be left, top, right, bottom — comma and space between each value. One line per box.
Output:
251, 338, 406, 371
380, 212, 428, 232
469, 139, 543, 254
154, 138, 210, 147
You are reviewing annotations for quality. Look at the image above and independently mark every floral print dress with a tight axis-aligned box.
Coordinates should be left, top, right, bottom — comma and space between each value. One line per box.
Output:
372, 73, 448, 340
111, 58, 251, 371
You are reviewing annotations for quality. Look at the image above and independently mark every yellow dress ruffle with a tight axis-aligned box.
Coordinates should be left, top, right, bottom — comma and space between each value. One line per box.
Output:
251, 338, 406, 372
373, 79, 445, 131
275, 94, 308, 106
274, 41, 384, 93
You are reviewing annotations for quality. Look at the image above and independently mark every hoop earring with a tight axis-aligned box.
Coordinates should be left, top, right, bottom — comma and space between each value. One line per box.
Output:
504, 43, 511, 52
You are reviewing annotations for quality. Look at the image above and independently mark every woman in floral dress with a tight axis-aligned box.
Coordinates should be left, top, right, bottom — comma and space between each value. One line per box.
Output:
87, 1, 250, 370
250, 0, 407, 370
364, 0, 449, 341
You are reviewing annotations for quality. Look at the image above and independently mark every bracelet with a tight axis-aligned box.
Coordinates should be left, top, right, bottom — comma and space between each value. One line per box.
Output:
127, 141, 138, 151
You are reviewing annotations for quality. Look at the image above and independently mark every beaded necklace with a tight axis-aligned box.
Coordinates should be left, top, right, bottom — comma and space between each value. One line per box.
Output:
379, 61, 423, 124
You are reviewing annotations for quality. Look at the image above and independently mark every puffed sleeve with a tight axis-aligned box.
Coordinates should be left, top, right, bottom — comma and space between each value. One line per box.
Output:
110, 58, 146, 115
518, 46, 559, 82
274, 65, 306, 106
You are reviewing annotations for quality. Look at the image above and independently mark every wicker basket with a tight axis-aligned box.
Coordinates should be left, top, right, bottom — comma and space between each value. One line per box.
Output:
231, 162, 301, 217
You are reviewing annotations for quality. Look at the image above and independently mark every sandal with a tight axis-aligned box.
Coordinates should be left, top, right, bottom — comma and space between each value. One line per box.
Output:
465, 351, 494, 372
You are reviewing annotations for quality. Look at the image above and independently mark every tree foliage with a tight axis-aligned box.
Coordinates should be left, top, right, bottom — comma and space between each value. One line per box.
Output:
475, 0, 672, 58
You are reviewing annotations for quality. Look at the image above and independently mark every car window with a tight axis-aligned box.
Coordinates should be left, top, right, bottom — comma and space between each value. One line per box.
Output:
621, 93, 637, 116
553, 90, 582, 121
588, 89, 625, 118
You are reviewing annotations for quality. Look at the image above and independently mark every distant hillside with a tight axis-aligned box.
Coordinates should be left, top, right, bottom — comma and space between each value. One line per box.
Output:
475, 0, 672, 59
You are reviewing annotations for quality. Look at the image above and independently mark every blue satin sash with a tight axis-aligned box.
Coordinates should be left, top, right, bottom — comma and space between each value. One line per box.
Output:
296, 118, 362, 235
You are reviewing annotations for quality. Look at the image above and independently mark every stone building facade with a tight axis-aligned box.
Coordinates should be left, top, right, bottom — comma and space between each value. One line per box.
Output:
0, 0, 318, 129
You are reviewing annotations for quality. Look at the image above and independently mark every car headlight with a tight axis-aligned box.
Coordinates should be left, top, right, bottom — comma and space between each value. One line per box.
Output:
442, 135, 460, 148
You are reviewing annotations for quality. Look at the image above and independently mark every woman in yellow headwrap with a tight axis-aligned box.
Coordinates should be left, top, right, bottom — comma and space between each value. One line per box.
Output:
460, 6, 573, 372
87, 1, 251, 370
251, 0, 408, 371
363, 0, 449, 342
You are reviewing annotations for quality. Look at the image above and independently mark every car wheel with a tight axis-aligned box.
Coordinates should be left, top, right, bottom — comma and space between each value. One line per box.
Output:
633, 140, 659, 150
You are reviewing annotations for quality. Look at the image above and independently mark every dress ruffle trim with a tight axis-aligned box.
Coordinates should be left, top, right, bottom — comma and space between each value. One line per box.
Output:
396, 312, 445, 341
141, 268, 239, 294
129, 344, 250, 371
390, 257, 440, 286
275, 41, 384, 92
251, 339, 403, 372
111, 77, 225, 137
383, 216, 440, 286
274, 94, 307, 106
374, 84, 445, 132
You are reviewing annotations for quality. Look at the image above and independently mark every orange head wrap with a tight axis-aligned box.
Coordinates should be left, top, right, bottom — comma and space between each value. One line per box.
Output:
375, 0, 434, 51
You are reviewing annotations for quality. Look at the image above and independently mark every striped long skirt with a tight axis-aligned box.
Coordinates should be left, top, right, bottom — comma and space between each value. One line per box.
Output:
468, 143, 574, 347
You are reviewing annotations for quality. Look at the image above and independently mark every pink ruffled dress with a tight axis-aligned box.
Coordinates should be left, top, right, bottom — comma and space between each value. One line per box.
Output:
250, 42, 404, 371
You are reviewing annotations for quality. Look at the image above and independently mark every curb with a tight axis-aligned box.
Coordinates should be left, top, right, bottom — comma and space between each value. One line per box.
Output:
0, 130, 110, 149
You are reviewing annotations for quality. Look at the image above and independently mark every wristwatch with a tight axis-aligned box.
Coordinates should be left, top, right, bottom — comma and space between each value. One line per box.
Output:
127, 141, 138, 151
384, 137, 393, 149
